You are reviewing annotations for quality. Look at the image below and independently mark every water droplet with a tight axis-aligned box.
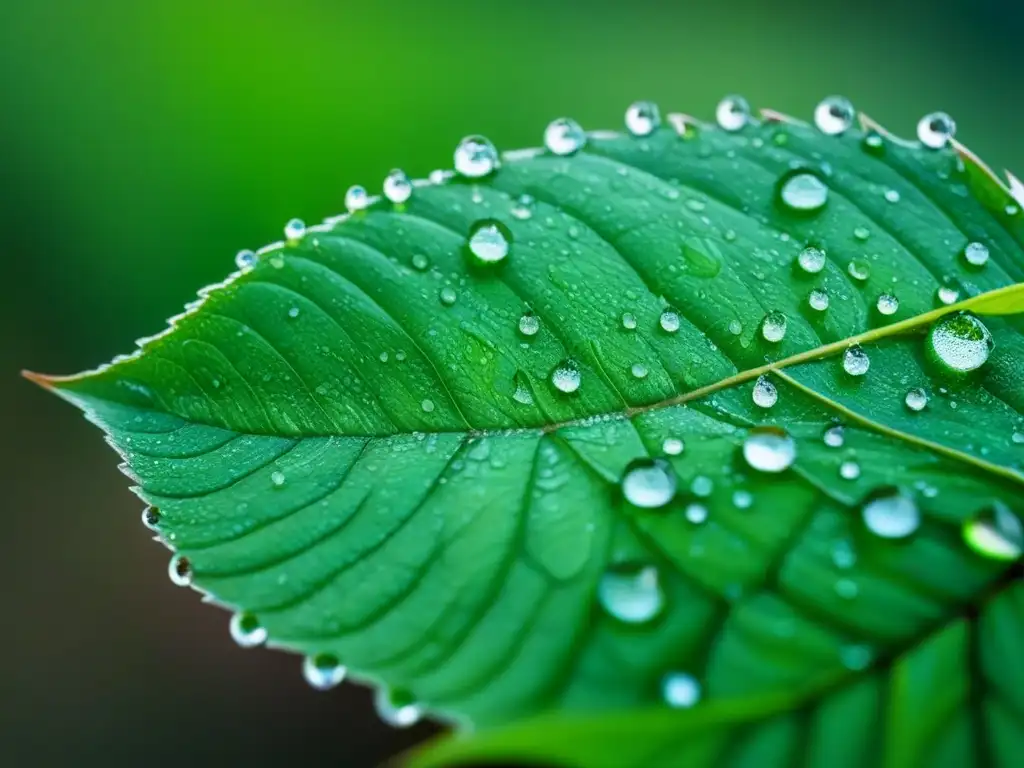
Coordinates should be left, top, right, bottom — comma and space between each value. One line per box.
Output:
287, 306, 300, 319
904, 387, 928, 412
466, 219, 512, 265
510, 193, 534, 220
936, 286, 960, 305
963, 502, 1023, 561
716, 95, 751, 132
875, 292, 899, 316
831, 539, 856, 569
375, 688, 422, 728
303, 653, 346, 691
662, 672, 701, 708
808, 288, 830, 312
760, 310, 787, 343
728, 319, 743, 336
927, 312, 993, 373
814, 96, 855, 135
621, 312, 638, 331
518, 313, 539, 337
752, 375, 778, 409
439, 286, 458, 306
962, 241, 989, 267
1012, 430, 1024, 445
383, 169, 412, 204
284, 218, 306, 242
235, 249, 257, 270
732, 490, 754, 509
843, 345, 870, 376
420, 399, 435, 414
862, 487, 919, 539
551, 360, 582, 393
691, 476, 714, 498
379, 351, 389, 363
630, 362, 648, 379
544, 117, 587, 155
345, 184, 369, 212
884, 189, 901, 203
840, 644, 873, 671
659, 309, 681, 333
777, 171, 829, 214
622, 458, 677, 508
598, 562, 664, 624
823, 426, 845, 448
917, 112, 956, 149
270, 470, 286, 487
454, 135, 500, 178
743, 427, 797, 473
169, 555, 192, 587
625, 100, 661, 137
847, 259, 871, 281
142, 506, 161, 530
839, 461, 861, 480
230, 612, 268, 648
662, 437, 684, 456
797, 246, 827, 274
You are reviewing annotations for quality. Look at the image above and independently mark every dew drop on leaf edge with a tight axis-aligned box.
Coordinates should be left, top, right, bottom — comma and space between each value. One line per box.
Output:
230, 612, 268, 649
625, 100, 661, 137
544, 117, 587, 156
454, 135, 500, 178
375, 688, 423, 728
917, 111, 956, 149
814, 95, 855, 136
303, 653, 346, 691
168, 554, 192, 587
345, 184, 369, 212
716, 95, 751, 132
383, 169, 412, 204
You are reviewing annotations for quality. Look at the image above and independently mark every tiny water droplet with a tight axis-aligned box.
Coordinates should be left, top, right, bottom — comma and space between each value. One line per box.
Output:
862, 487, 919, 539
732, 490, 754, 509
169, 555, 192, 587
303, 653, 346, 691
843, 345, 870, 376
777, 171, 829, 214
904, 387, 928, 412
797, 246, 827, 274
230, 612, 268, 648
927, 312, 993, 373
662, 672, 701, 708
235, 249, 257, 270
716, 95, 751, 132
690, 476, 714, 497
544, 117, 587, 155
439, 286, 458, 306
862, 131, 885, 154
743, 427, 797, 473
383, 169, 412, 204
814, 96, 854, 135
760, 310, 787, 343
454, 135, 500, 178
823, 426, 845, 448
963, 502, 1023, 561
375, 688, 422, 728
518, 313, 539, 337
510, 193, 534, 220
287, 306, 300, 319
598, 562, 665, 624
466, 219, 512, 265
808, 288, 830, 312
962, 241, 989, 267
917, 112, 956, 149
551, 360, 582, 393
937, 286, 960, 305
752, 375, 778, 409
284, 218, 306, 242
622, 458, 677, 508
625, 100, 661, 137
420, 399, 435, 414
630, 362, 648, 379
853, 225, 871, 241
659, 309, 681, 333
270, 470, 286, 487
839, 460, 861, 480
662, 437, 684, 456
876, 292, 899, 316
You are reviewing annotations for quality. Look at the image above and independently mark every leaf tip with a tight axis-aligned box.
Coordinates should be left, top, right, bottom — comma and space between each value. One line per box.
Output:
22, 369, 57, 391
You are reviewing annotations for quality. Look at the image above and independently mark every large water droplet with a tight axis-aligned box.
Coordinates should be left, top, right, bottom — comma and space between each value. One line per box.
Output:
963, 502, 1023, 561
814, 96, 855, 135
962, 241, 990, 268
230, 612, 268, 648
659, 309, 681, 333
752, 375, 778, 409
375, 688, 423, 728
928, 312, 993, 373
466, 219, 512, 265
518, 313, 539, 337
598, 562, 665, 624
169, 554, 192, 587
625, 101, 661, 137
284, 218, 306, 242
743, 427, 796, 473
797, 246, 826, 274
862, 488, 920, 539
662, 672, 701, 708
454, 135, 500, 178
917, 112, 956, 149
551, 360, 582, 393
235, 250, 257, 270
544, 117, 587, 155
716, 95, 751, 132
876, 292, 899, 316
622, 458, 677, 508
843, 345, 870, 376
383, 169, 412, 204
777, 171, 829, 214
345, 184, 369, 212
303, 653, 346, 691
761, 310, 788, 343
904, 387, 928, 412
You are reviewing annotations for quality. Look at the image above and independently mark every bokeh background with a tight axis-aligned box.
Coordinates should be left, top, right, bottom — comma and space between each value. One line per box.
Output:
3, 0, 1024, 765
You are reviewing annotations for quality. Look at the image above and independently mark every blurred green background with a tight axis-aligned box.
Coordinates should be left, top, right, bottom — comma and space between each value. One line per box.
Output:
3, 0, 1023, 765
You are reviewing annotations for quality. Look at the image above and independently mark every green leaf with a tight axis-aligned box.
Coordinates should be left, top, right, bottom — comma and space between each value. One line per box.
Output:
33, 106, 1024, 766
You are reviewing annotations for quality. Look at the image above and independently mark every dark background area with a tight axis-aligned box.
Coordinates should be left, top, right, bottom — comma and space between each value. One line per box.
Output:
3, 0, 1024, 765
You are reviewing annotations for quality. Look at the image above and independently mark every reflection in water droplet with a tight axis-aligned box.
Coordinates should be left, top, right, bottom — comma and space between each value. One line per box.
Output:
862, 488, 919, 539
662, 437, 684, 456
466, 219, 512, 265
383, 169, 412, 204
544, 117, 587, 155
797, 246, 826, 274
876, 293, 899, 316
743, 427, 797, 473
839, 461, 861, 480
917, 112, 956, 149
962, 241, 990, 267
963, 502, 1023, 561
662, 672, 701, 708
761, 311, 787, 343
716, 95, 751, 132
169, 555, 192, 587
928, 313, 993, 373
303, 653, 346, 691
284, 218, 306, 241
843, 345, 870, 376
808, 288, 830, 312
230, 612, 268, 648
454, 135, 500, 178
142, 506, 161, 530
625, 101, 661, 137
847, 259, 871, 282
345, 184, 369, 212
777, 171, 829, 214
814, 96, 855, 135
752, 375, 778, 409
551, 360, 582, 393
823, 426, 845, 448
235, 250, 257, 270
622, 458, 677, 508
598, 563, 665, 624
375, 688, 423, 728
518, 313, 539, 337
905, 388, 928, 412
659, 309, 681, 333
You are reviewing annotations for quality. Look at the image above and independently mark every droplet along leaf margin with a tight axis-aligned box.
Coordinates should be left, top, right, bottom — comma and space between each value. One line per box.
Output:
29, 104, 1024, 762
